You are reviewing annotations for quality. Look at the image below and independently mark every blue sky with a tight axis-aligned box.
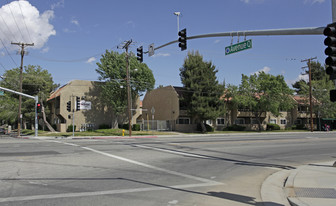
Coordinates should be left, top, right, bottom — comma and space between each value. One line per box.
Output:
0, 0, 331, 89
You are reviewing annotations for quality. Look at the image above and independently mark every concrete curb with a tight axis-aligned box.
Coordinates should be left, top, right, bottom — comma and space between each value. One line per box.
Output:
261, 169, 291, 206
29, 135, 158, 140
287, 197, 309, 206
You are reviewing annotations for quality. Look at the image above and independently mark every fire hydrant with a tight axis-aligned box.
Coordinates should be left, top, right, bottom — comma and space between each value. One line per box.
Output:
122, 129, 125, 137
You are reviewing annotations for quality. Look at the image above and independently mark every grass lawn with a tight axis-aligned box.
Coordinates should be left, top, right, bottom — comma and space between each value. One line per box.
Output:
20, 128, 317, 137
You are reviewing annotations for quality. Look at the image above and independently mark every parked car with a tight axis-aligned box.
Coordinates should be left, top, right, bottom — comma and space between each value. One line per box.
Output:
0, 128, 5, 134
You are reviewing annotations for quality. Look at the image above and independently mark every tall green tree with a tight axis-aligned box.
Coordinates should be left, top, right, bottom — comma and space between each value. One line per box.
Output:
311, 76, 336, 118
0, 65, 58, 128
292, 61, 336, 119
179, 51, 225, 132
292, 61, 326, 94
96, 50, 155, 127
236, 72, 295, 131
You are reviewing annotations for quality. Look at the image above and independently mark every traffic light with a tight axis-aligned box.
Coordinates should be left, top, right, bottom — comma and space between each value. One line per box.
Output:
76, 96, 80, 111
178, 28, 187, 51
324, 23, 336, 80
36, 103, 41, 113
324, 23, 336, 102
331, 90, 336, 102
67, 101, 71, 112
137, 46, 143, 63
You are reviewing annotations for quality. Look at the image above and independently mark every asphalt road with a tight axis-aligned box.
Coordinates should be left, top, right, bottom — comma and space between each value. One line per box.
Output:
0, 132, 335, 206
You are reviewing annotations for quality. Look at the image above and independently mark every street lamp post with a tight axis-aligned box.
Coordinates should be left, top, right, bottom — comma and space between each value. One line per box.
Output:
174, 12, 181, 34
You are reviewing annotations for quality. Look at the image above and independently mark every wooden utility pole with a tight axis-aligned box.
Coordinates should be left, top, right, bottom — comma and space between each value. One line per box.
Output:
11, 42, 34, 137
119, 40, 133, 136
302, 57, 317, 132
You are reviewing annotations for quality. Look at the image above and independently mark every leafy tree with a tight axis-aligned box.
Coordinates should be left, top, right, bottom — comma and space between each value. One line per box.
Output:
293, 61, 326, 94
235, 72, 295, 131
311, 77, 336, 118
96, 50, 155, 127
292, 61, 336, 119
0, 65, 58, 129
179, 51, 225, 132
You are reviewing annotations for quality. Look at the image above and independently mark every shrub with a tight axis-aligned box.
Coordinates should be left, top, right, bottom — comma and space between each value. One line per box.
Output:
226, 124, 245, 131
132, 124, 140, 131
294, 124, 306, 130
267, 123, 280, 130
99, 124, 110, 129
118, 124, 140, 131
197, 123, 214, 132
67, 125, 76, 132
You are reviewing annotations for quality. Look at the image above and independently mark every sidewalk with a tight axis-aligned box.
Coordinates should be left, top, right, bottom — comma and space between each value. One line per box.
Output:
285, 161, 336, 206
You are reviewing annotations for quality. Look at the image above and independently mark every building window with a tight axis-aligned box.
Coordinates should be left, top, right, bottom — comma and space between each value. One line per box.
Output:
295, 119, 302, 125
206, 120, 212, 125
251, 118, 259, 124
217, 118, 225, 125
177, 118, 190, 124
235, 118, 245, 125
269, 119, 277, 124
298, 106, 308, 113
280, 119, 287, 125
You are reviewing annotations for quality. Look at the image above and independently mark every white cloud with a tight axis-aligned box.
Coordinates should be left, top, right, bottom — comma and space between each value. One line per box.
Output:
251, 66, 271, 75
71, 19, 79, 26
51, 0, 64, 10
63, 28, 75, 33
287, 73, 309, 87
126, 20, 135, 28
0, 1, 56, 50
240, 0, 265, 4
214, 39, 221, 44
86, 57, 96, 64
304, 0, 325, 4
41, 46, 49, 53
153, 53, 170, 57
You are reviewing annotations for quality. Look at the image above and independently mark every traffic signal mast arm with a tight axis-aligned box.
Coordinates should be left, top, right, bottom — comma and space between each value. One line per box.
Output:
144, 26, 324, 54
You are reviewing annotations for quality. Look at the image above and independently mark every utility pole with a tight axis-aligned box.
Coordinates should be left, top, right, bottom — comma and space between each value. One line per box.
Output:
11, 42, 34, 137
302, 57, 317, 133
119, 40, 133, 137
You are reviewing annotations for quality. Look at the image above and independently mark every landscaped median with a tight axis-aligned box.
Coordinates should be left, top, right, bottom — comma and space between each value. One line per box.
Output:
20, 129, 176, 138
19, 128, 321, 138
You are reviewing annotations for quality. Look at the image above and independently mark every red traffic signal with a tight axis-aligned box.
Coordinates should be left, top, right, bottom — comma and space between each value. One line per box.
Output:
37, 103, 42, 113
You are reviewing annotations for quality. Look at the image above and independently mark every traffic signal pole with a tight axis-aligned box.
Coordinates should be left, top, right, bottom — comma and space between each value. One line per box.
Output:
0, 86, 38, 137
146, 27, 324, 53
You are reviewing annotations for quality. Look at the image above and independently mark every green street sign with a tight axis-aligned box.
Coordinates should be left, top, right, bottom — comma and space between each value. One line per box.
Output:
225, 39, 252, 55
0, 90, 4, 96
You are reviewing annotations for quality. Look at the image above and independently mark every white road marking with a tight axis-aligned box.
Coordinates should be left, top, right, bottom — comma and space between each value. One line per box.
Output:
48, 140, 223, 184
0, 182, 221, 203
133, 144, 213, 159
81, 146, 219, 184
0, 139, 225, 203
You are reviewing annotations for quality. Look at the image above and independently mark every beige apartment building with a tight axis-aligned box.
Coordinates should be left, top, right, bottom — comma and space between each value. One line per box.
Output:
47, 80, 141, 132
142, 85, 318, 132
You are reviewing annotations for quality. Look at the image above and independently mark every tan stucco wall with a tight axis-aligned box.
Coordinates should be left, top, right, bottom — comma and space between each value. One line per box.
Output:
142, 86, 180, 121
49, 80, 113, 132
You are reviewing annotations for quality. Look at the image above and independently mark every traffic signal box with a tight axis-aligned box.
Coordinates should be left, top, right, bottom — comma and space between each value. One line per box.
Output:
76, 96, 80, 111
178, 28, 187, 51
324, 23, 336, 102
36, 103, 41, 113
67, 101, 71, 112
137, 46, 143, 63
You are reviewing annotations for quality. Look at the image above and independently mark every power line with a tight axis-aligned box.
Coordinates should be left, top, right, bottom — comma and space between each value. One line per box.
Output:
6, 0, 27, 42
0, 12, 18, 42
17, 0, 33, 43
0, 38, 18, 67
